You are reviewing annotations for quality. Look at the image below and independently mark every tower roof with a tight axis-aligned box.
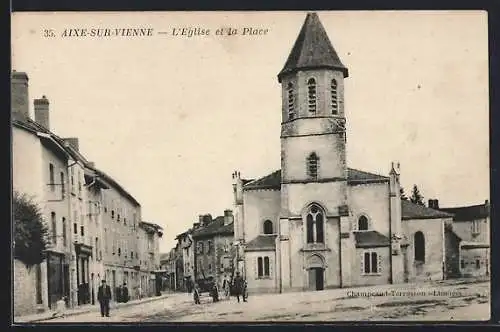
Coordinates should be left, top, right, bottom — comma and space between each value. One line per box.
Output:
278, 12, 348, 82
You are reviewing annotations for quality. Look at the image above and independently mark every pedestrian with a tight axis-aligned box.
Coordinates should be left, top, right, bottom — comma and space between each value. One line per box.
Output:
193, 283, 201, 304
116, 284, 123, 303
222, 275, 229, 300
242, 279, 248, 302
233, 272, 244, 303
97, 279, 112, 317
122, 282, 129, 303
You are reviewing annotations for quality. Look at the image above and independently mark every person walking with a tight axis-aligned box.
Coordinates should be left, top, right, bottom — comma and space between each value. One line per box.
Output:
242, 279, 248, 302
193, 283, 201, 304
122, 283, 130, 303
233, 272, 244, 303
97, 280, 112, 317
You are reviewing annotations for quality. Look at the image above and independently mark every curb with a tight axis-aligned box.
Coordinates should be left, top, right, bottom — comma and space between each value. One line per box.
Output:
17, 294, 171, 323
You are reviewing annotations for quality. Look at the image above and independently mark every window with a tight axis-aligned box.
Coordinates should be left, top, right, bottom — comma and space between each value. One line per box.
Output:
197, 242, 203, 254
472, 220, 480, 234
331, 79, 338, 114
70, 167, 74, 192
414, 231, 425, 262
104, 228, 108, 253
476, 259, 480, 269
118, 214, 121, 222
49, 164, 55, 191
51, 212, 57, 245
358, 216, 369, 231
306, 204, 324, 244
287, 82, 295, 119
62, 217, 67, 246
208, 263, 212, 273
60, 172, 65, 197
73, 223, 77, 234
80, 225, 84, 236
461, 259, 465, 269
118, 248, 121, 256
124, 218, 127, 225
111, 210, 115, 219
307, 152, 319, 178
95, 237, 99, 260
362, 251, 381, 275
207, 240, 213, 253
78, 170, 82, 194
307, 78, 317, 113
263, 220, 273, 234
257, 256, 270, 278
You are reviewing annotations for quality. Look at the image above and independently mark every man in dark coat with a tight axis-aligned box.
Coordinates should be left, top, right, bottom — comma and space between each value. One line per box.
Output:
122, 283, 129, 303
97, 279, 112, 317
233, 272, 244, 303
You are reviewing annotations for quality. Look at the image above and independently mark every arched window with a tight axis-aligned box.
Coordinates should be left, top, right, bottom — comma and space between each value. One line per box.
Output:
358, 215, 369, 231
306, 204, 325, 244
287, 82, 295, 119
307, 152, 319, 178
263, 220, 273, 234
414, 231, 425, 262
51, 212, 57, 245
331, 79, 338, 114
307, 78, 317, 113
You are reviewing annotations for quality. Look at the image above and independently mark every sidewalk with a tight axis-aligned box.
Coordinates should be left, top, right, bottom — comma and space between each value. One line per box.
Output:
14, 293, 171, 324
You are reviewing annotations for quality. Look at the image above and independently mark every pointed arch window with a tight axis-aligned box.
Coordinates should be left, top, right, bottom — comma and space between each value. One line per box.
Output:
306, 205, 325, 244
307, 78, 317, 113
287, 82, 295, 120
414, 231, 425, 262
263, 220, 273, 234
307, 152, 319, 178
331, 79, 338, 114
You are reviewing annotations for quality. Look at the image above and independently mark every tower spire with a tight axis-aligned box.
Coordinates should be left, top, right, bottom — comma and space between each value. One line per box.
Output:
278, 12, 348, 82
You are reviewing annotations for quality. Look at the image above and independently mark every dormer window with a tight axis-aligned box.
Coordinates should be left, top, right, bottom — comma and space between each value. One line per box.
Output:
307, 152, 319, 178
287, 82, 295, 120
331, 79, 338, 115
307, 78, 317, 113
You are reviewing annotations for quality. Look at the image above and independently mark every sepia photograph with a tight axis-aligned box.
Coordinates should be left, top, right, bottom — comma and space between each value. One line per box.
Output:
11, 10, 490, 323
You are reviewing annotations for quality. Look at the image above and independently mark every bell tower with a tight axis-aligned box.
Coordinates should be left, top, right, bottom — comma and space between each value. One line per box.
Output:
277, 12, 351, 292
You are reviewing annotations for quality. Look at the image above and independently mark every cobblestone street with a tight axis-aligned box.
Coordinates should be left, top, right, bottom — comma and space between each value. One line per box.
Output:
40, 279, 489, 323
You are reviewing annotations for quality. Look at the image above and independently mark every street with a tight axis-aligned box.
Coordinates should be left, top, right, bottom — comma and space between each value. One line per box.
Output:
44, 279, 489, 322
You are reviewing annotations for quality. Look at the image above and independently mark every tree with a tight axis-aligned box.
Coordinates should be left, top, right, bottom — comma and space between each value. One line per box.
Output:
410, 185, 425, 206
400, 187, 409, 201
13, 191, 49, 267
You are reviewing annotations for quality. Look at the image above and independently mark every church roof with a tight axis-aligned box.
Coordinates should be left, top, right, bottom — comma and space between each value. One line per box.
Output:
243, 168, 389, 191
354, 230, 390, 248
438, 203, 489, 222
245, 235, 277, 252
401, 200, 453, 220
278, 12, 348, 82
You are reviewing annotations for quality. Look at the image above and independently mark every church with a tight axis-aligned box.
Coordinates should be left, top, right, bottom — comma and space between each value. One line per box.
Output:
231, 12, 456, 294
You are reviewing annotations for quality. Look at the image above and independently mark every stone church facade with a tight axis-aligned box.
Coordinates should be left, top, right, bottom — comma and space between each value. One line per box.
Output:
231, 12, 456, 294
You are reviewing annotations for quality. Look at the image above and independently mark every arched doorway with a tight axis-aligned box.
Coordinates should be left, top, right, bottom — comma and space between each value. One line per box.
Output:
307, 254, 325, 291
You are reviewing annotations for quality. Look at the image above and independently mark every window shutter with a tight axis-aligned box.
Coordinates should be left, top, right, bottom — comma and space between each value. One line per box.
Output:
377, 253, 382, 273
255, 256, 259, 279
360, 252, 365, 274
269, 257, 273, 277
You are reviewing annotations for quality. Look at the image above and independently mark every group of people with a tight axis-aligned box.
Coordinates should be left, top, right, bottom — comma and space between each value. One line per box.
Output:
193, 271, 248, 305
96, 280, 130, 317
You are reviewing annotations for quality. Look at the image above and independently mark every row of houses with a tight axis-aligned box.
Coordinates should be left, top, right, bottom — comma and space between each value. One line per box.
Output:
160, 211, 237, 292
12, 71, 164, 317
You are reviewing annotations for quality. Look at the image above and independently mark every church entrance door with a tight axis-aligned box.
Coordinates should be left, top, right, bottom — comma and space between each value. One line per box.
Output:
308, 268, 324, 291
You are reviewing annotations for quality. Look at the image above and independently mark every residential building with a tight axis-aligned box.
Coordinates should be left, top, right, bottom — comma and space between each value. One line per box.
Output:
437, 200, 490, 277
192, 211, 235, 289
174, 228, 195, 290
231, 12, 466, 294
138, 221, 164, 297
11, 71, 163, 316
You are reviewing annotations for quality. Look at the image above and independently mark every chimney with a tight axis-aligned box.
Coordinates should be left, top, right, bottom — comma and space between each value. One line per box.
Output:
428, 199, 439, 209
34, 95, 50, 129
198, 215, 204, 223
224, 209, 233, 226
193, 222, 200, 229
202, 214, 212, 226
11, 71, 30, 121
64, 137, 80, 151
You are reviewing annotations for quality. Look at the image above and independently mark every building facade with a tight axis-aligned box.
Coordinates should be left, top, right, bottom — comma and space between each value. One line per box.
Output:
438, 200, 490, 277
192, 211, 235, 289
12, 71, 164, 317
175, 229, 195, 290
231, 12, 466, 295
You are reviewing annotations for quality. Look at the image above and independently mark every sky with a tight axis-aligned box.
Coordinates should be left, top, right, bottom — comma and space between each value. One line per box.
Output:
11, 11, 489, 252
